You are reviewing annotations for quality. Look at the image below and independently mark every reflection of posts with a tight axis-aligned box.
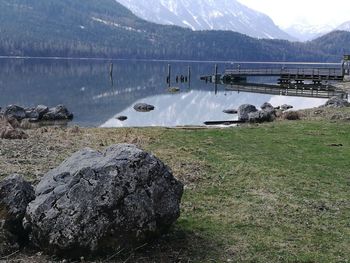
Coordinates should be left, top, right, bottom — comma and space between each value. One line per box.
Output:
167, 64, 171, 87
109, 63, 114, 87
109, 63, 113, 77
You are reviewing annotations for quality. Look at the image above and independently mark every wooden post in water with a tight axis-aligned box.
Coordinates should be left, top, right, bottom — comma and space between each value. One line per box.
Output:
188, 66, 191, 88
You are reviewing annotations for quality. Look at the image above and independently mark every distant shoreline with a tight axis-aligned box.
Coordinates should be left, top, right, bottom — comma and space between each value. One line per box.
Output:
0, 55, 342, 65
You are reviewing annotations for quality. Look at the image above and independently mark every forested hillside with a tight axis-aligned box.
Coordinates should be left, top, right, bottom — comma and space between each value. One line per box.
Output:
0, 0, 349, 62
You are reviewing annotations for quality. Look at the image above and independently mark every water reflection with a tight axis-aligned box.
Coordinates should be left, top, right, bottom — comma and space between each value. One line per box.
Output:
101, 89, 326, 127
0, 58, 329, 127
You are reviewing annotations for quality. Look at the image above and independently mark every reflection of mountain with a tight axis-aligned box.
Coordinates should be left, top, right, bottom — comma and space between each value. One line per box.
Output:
101, 90, 326, 127
0, 59, 328, 127
0, 59, 219, 126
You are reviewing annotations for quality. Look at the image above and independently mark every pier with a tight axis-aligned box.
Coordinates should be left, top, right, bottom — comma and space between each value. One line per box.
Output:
201, 56, 350, 92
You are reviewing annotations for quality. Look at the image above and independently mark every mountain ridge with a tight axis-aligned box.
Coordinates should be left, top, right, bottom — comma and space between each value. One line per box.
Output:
115, 0, 294, 40
0, 0, 349, 62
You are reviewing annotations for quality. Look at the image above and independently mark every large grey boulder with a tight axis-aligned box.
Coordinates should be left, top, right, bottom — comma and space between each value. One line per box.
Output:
42, 104, 73, 120
35, 105, 49, 119
25, 144, 183, 257
25, 108, 40, 122
4, 105, 26, 121
261, 102, 275, 113
134, 103, 155, 112
322, 97, 350, 108
0, 175, 35, 255
238, 104, 258, 121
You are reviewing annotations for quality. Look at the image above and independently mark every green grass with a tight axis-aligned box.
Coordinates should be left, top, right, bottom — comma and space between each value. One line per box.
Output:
146, 121, 350, 262
1, 120, 350, 262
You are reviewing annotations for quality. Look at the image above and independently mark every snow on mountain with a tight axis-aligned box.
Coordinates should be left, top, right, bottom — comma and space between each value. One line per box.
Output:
337, 21, 350, 31
283, 24, 335, 42
115, 0, 294, 40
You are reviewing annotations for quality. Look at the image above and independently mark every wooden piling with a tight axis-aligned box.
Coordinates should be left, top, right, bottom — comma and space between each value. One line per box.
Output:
188, 66, 191, 88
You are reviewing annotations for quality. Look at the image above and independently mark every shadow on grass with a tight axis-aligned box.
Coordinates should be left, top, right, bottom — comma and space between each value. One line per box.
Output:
5, 224, 221, 263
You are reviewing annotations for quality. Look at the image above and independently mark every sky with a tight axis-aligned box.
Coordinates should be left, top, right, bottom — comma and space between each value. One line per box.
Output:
237, 0, 350, 28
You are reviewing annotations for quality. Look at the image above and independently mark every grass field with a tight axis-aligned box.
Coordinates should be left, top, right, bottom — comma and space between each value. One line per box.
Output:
1, 118, 350, 262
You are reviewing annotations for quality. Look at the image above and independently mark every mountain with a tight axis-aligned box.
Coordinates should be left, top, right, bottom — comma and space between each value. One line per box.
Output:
337, 21, 350, 31
283, 24, 334, 42
309, 31, 350, 59
115, 0, 294, 40
0, 0, 349, 62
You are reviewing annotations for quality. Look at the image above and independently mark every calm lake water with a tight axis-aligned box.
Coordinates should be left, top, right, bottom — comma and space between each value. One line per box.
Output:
0, 58, 331, 127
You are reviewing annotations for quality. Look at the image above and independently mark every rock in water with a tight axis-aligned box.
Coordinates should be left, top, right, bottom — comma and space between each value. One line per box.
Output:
322, 97, 350, 108
35, 105, 49, 119
223, 109, 238, 114
238, 104, 258, 121
133, 103, 155, 112
248, 110, 275, 123
4, 105, 26, 121
42, 105, 74, 120
25, 144, 183, 257
0, 175, 35, 255
116, 115, 128, 121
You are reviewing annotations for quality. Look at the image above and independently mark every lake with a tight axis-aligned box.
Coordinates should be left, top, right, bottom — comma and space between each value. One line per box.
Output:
0, 58, 332, 127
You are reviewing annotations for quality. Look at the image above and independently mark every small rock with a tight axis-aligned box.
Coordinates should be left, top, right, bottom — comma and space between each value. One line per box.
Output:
133, 103, 155, 112
223, 109, 238, 114
168, 87, 180, 93
282, 111, 301, 120
248, 110, 275, 123
322, 97, 350, 108
4, 105, 26, 121
280, 104, 294, 111
116, 116, 128, 121
0, 175, 35, 255
238, 104, 258, 122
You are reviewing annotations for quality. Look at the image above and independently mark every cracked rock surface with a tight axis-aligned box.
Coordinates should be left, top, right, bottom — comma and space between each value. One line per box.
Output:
24, 144, 183, 257
0, 174, 35, 255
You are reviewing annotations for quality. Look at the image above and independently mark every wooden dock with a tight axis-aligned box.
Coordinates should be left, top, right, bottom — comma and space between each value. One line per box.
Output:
201, 67, 345, 85
226, 68, 343, 82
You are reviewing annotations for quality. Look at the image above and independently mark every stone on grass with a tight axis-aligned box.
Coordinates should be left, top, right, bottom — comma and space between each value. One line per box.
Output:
25, 144, 183, 257
238, 104, 258, 121
248, 110, 275, 123
0, 175, 35, 255
280, 104, 294, 111
261, 102, 275, 112
322, 97, 350, 108
282, 111, 301, 120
